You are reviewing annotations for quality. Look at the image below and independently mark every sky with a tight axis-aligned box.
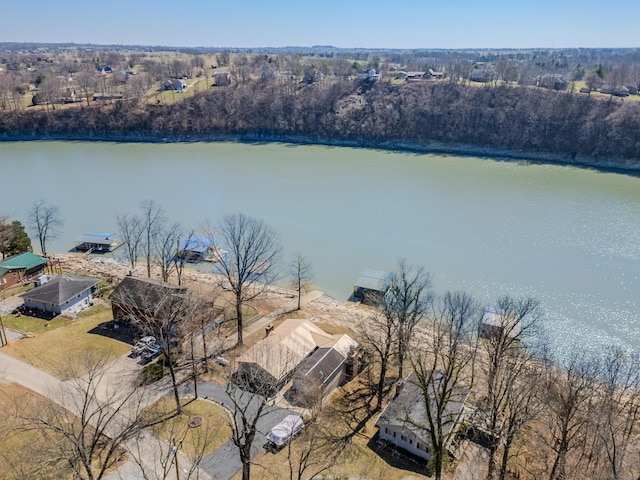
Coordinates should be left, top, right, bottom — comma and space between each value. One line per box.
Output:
2, 0, 639, 49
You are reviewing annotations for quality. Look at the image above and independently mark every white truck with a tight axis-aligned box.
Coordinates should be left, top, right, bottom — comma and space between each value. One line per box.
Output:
266, 415, 304, 451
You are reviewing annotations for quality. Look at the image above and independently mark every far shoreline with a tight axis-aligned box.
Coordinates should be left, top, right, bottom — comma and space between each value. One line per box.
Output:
2, 132, 640, 176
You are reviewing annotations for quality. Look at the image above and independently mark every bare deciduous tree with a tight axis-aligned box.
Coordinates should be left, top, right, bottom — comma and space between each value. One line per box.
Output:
11, 353, 152, 480
116, 213, 145, 270
215, 213, 281, 346
28, 199, 63, 256
407, 291, 478, 480
140, 200, 165, 279
384, 259, 434, 381
154, 221, 183, 283
289, 252, 313, 311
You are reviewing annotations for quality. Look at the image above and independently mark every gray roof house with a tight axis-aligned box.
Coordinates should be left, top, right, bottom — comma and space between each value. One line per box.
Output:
20, 274, 100, 315
375, 371, 469, 461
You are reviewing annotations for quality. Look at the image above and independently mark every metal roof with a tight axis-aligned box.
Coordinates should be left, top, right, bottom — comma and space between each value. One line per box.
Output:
178, 236, 217, 253
74, 232, 116, 244
0, 252, 48, 271
354, 269, 393, 292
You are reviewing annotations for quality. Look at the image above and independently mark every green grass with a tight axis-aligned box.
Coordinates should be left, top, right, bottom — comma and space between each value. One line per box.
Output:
2, 314, 69, 335
3, 304, 130, 377
148, 397, 232, 461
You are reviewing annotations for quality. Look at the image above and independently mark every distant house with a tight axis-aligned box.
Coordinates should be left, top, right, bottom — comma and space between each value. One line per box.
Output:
357, 69, 380, 82
74, 232, 121, 253
236, 319, 354, 393
161, 78, 186, 91
479, 306, 522, 340
109, 276, 186, 325
0, 252, 48, 291
376, 371, 469, 461
213, 71, 231, 86
428, 68, 444, 79
97, 65, 113, 74
352, 269, 393, 306
19, 274, 99, 315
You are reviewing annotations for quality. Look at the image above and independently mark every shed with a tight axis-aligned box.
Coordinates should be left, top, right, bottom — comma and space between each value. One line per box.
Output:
352, 269, 393, 306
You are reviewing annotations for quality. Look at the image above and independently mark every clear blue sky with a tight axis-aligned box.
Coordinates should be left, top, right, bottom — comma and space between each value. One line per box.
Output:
2, 0, 638, 49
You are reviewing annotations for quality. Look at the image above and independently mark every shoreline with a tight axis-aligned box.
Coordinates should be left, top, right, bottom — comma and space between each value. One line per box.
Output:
2, 132, 640, 174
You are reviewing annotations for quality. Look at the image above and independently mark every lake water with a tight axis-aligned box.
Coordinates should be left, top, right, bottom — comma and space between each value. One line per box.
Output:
2, 141, 639, 352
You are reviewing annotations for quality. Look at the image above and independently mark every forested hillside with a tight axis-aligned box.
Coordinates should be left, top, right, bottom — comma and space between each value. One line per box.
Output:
1, 79, 639, 167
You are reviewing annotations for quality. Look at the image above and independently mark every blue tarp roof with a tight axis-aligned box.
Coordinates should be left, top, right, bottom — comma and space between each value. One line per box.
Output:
178, 236, 217, 253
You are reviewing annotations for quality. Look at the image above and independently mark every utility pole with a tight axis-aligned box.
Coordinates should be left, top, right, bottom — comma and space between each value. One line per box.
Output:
0, 313, 7, 347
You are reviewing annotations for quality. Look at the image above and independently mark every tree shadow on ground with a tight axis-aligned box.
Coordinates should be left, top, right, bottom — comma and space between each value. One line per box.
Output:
367, 432, 431, 477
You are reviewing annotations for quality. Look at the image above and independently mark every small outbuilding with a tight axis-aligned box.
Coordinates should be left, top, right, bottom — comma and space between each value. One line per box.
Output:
19, 274, 99, 315
352, 269, 393, 306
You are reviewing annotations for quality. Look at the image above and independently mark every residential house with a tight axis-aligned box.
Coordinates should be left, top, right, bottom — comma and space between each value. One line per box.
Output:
290, 334, 360, 404
19, 274, 99, 315
213, 71, 231, 86
376, 371, 469, 461
109, 276, 187, 325
0, 252, 48, 290
236, 319, 355, 393
161, 78, 186, 92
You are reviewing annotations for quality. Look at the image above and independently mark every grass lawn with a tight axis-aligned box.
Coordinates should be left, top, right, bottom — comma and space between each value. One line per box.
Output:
0, 384, 72, 480
2, 313, 69, 335
147, 397, 231, 461
2, 303, 130, 377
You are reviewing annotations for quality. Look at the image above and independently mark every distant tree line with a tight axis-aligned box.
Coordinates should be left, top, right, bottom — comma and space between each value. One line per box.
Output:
1, 78, 638, 164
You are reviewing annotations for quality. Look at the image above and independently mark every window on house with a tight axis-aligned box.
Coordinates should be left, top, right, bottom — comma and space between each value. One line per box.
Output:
393, 432, 396, 438
401, 435, 405, 441
385, 428, 388, 434
417, 442, 420, 450
409, 439, 412, 445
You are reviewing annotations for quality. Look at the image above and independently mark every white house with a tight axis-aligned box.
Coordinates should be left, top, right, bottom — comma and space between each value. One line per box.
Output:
20, 274, 100, 315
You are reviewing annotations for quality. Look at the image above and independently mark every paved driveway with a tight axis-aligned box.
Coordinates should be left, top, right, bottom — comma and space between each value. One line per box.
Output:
181, 382, 296, 480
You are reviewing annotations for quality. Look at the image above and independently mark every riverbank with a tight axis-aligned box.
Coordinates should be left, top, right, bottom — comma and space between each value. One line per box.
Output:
2, 132, 639, 173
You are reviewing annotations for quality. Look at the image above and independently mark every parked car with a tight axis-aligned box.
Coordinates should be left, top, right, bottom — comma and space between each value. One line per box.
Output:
130, 336, 157, 357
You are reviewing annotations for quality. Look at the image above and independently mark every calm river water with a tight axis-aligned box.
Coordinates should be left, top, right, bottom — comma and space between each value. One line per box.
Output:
2, 141, 639, 352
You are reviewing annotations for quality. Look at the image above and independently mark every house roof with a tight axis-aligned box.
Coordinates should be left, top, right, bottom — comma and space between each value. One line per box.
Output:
109, 276, 186, 314
376, 371, 469, 445
237, 319, 345, 380
0, 252, 48, 271
354, 269, 393, 292
20, 274, 99, 306
296, 347, 346, 385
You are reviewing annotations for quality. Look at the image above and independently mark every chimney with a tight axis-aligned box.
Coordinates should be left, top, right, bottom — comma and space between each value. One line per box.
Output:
265, 324, 274, 337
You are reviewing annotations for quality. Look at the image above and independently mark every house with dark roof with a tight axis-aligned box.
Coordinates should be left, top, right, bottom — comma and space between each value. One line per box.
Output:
290, 333, 359, 404
109, 276, 186, 325
19, 274, 99, 315
0, 252, 48, 291
375, 371, 469, 461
